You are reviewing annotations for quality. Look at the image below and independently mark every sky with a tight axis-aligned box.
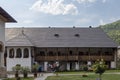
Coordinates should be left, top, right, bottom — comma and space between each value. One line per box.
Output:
0, 0, 120, 28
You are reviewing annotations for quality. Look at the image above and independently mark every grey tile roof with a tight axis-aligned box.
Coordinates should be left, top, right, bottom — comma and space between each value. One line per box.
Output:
6, 30, 34, 47
0, 7, 17, 22
5, 27, 118, 47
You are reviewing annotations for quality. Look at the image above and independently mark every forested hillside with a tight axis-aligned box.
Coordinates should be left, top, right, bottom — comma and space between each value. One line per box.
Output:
100, 20, 120, 45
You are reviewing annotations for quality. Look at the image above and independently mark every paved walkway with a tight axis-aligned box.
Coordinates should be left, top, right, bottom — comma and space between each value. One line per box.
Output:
34, 73, 54, 80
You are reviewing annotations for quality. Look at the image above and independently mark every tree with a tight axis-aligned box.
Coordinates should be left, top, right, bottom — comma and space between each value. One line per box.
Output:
21, 67, 30, 78
32, 63, 39, 77
92, 59, 106, 80
12, 64, 22, 78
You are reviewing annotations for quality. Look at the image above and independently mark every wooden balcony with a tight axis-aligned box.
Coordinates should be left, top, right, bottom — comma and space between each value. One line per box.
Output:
67, 56, 78, 61
79, 55, 114, 61
35, 56, 67, 61
35, 55, 114, 61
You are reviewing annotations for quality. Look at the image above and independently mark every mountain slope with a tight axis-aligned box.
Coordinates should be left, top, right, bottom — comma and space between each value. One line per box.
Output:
100, 20, 120, 45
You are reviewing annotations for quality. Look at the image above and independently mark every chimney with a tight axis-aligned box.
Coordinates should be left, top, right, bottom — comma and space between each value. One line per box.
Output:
73, 26, 75, 28
89, 26, 92, 28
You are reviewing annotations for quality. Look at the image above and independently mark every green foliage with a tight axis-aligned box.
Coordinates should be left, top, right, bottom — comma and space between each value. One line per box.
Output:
32, 63, 39, 72
100, 20, 120, 44
12, 64, 22, 72
92, 59, 106, 80
83, 65, 88, 71
21, 67, 30, 73
46, 74, 120, 80
3, 77, 34, 80
92, 59, 106, 75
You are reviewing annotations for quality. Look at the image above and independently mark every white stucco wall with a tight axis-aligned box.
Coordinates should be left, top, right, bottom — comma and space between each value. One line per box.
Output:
0, 20, 5, 67
7, 58, 32, 71
0, 20, 5, 43
6, 47, 32, 71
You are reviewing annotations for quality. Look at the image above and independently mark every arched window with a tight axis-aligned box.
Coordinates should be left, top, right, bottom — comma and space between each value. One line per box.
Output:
24, 48, 29, 58
16, 48, 22, 58
9, 48, 14, 58
0, 41, 3, 52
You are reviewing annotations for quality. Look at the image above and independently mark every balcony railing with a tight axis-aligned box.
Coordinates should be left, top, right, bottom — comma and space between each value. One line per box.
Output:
79, 55, 114, 61
35, 55, 114, 61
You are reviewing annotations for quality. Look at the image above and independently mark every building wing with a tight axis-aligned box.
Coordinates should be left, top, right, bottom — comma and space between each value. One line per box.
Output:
0, 7, 16, 22
5, 27, 118, 48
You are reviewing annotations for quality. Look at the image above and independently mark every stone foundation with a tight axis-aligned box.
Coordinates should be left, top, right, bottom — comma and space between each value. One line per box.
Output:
0, 67, 7, 78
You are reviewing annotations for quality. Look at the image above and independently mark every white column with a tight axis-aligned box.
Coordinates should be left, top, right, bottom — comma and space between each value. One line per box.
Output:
29, 48, 31, 58
111, 61, 116, 68
21, 48, 24, 58
67, 62, 70, 71
87, 61, 91, 65
7, 48, 9, 58
14, 48, 16, 58
56, 61, 59, 67
44, 62, 48, 71
87, 61, 92, 70
75, 62, 79, 70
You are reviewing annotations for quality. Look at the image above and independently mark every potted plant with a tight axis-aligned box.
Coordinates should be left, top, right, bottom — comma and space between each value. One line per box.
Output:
21, 67, 30, 78
12, 64, 22, 78
32, 63, 39, 77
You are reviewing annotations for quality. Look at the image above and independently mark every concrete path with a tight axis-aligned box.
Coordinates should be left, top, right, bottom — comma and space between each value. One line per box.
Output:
34, 73, 54, 80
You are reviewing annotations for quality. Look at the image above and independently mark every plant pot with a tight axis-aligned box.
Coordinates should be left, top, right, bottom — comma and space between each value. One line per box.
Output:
34, 73, 37, 77
15, 73, 19, 78
23, 73, 28, 78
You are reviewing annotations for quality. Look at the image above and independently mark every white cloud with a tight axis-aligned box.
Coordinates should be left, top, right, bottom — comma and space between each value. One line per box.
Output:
109, 17, 119, 22
99, 19, 105, 25
23, 20, 34, 24
76, 0, 107, 4
77, 18, 91, 23
30, 0, 78, 15
102, 0, 106, 3
76, 0, 96, 3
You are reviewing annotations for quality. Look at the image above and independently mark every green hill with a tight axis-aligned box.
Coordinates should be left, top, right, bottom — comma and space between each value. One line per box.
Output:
99, 20, 120, 45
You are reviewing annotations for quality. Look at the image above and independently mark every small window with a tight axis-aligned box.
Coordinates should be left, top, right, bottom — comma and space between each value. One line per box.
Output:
75, 34, 80, 37
9, 48, 14, 58
54, 34, 59, 37
48, 51, 54, 56
40, 51, 45, 56
16, 48, 22, 58
69, 51, 73, 55
24, 48, 29, 58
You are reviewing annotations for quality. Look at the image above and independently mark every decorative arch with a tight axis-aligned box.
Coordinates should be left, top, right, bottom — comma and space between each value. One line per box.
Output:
23, 48, 29, 58
0, 41, 3, 52
16, 48, 22, 58
9, 48, 14, 58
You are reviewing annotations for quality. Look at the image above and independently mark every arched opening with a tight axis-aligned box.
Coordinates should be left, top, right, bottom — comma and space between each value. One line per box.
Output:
24, 48, 29, 58
9, 48, 14, 58
0, 41, 3, 52
16, 48, 22, 58
4, 48, 7, 66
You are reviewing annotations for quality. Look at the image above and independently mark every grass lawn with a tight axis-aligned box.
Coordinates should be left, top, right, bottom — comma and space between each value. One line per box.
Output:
46, 74, 120, 80
56, 70, 120, 74
3, 77, 34, 80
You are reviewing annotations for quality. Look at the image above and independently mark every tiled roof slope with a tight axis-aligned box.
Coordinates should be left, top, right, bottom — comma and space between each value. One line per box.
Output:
0, 7, 16, 22
6, 29, 33, 46
5, 27, 118, 47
